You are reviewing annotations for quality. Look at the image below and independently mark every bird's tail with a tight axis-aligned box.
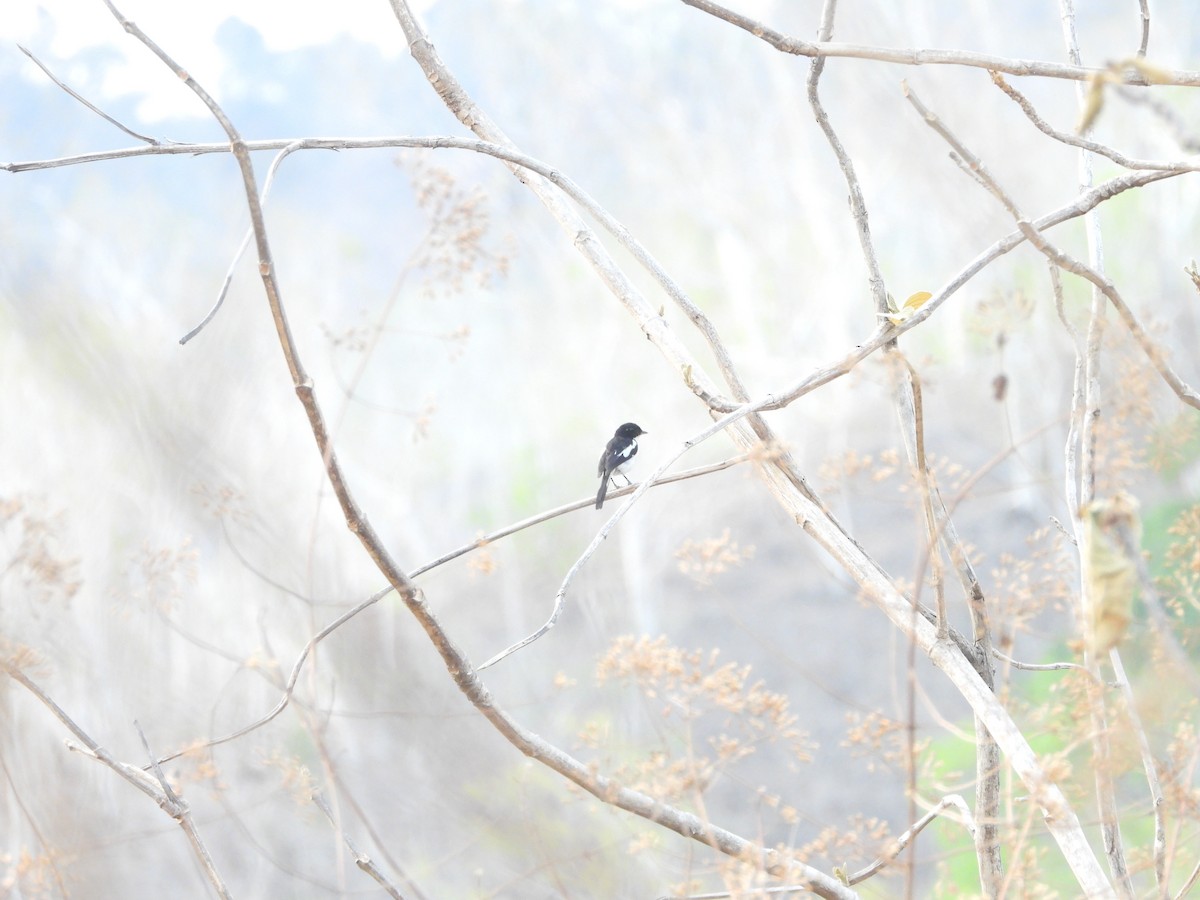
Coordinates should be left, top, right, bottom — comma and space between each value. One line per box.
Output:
595, 477, 609, 510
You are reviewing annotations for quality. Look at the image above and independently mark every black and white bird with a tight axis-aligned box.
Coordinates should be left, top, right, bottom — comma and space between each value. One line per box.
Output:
596, 422, 646, 509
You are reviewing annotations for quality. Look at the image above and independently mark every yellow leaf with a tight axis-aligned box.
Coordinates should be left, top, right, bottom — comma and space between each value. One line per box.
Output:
1128, 57, 1174, 85
903, 291, 932, 311
1081, 493, 1141, 655
881, 290, 933, 325
1077, 73, 1106, 133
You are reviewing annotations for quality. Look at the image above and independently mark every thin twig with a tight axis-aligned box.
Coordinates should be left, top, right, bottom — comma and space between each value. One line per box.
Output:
848, 795, 975, 885
17, 44, 167, 145
888, 349, 944, 900
1107, 650, 1167, 897
324, 765, 433, 900
412, 455, 750, 577
1175, 859, 1200, 900
806, 0, 888, 319
989, 72, 1199, 173
1057, 0, 1108, 515
653, 793, 973, 898
992, 647, 1088, 673
180, 140, 308, 343
312, 791, 406, 899
891, 353, 946, 634
134, 721, 232, 900
152, 585, 392, 766
1136, 0, 1150, 57
1053, 263, 1087, 521
1114, 86, 1200, 153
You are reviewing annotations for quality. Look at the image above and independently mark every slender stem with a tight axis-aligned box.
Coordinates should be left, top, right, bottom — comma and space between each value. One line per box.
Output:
17, 44, 167, 145
312, 791, 406, 899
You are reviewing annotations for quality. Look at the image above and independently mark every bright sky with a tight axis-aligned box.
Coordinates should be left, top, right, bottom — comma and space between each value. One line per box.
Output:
6, 0, 427, 119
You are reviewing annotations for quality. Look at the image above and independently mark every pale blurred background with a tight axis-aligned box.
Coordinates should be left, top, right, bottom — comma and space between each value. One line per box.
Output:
2, 0, 1199, 896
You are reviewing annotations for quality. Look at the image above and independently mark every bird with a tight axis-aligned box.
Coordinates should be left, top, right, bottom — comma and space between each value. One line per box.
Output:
596, 422, 646, 510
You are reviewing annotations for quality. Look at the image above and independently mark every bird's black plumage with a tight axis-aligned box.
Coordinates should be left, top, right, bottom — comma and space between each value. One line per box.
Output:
596, 422, 646, 509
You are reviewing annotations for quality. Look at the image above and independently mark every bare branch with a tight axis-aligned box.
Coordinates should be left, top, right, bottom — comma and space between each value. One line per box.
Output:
806, 0, 888, 318
889, 349, 948, 898
1107, 650, 1167, 896
2, 662, 231, 898
153, 584, 392, 766
680, 0, 1200, 84
5, 134, 1185, 424
17, 44, 166, 145
848, 795, 976, 885
180, 140, 308, 344
1136, 0, 1151, 57
1114, 85, 1200, 152
134, 721, 231, 900
413, 455, 750, 577
1176, 859, 1200, 900
990, 72, 1200, 173
992, 648, 1088, 673
312, 791, 406, 900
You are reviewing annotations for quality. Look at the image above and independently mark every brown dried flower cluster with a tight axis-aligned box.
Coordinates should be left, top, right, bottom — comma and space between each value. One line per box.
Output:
590, 636, 813, 808
0, 496, 81, 606
675, 528, 755, 586
402, 155, 512, 298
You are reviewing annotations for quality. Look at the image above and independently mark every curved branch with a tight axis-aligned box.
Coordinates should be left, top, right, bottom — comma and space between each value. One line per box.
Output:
806, 0, 889, 319
990, 72, 1200, 173
179, 140, 308, 344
